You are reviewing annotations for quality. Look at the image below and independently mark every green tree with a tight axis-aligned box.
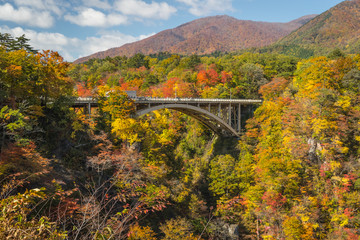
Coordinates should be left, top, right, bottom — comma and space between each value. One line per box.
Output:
0, 33, 36, 53
128, 53, 149, 69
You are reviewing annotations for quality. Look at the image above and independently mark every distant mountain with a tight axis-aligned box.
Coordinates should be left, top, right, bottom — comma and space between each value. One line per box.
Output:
75, 15, 315, 63
276, 0, 360, 55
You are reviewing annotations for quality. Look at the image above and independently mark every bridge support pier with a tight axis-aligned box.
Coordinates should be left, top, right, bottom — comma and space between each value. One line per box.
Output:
238, 103, 241, 133
88, 103, 91, 118
83, 103, 92, 118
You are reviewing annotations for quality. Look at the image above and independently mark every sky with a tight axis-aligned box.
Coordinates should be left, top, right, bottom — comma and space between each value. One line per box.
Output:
0, 0, 345, 62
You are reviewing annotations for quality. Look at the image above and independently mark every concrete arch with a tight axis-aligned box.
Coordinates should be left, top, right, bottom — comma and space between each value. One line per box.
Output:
135, 104, 239, 137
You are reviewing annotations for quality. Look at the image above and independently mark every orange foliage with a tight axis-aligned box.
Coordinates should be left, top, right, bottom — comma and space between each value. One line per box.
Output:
151, 78, 197, 98
261, 190, 287, 211
259, 77, 289, 99
76, 83, 92, 97
120, 78, 143, 92
0, 142, 50, 175
220, 70, 232, 83
197, 68, 219, 87
49, 186, 80, 221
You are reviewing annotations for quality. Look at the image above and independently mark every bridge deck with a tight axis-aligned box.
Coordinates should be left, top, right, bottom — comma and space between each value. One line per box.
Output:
74, 97, 262, 105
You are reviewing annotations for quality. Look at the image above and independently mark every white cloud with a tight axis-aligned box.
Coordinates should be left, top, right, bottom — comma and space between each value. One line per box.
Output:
13, 0, 64, 16
0, 26, 77, 60
0, 26, 154, 61
115, 0, 177, 20
0, 3, 54, 28
82, 31, 154, 56
64, 8, 128, 27
0, 0, 177, 29
82, 0, 111, 10
177, 0, 233, 16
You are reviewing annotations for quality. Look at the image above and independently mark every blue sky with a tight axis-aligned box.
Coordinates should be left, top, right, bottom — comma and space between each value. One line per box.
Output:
0, 0, 344, 61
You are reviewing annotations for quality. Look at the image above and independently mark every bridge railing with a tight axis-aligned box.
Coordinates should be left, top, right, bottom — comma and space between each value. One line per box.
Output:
74, 97, 262, 104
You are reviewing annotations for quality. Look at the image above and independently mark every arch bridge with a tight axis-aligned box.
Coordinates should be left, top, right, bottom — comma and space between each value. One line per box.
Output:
73, 97, 262, 137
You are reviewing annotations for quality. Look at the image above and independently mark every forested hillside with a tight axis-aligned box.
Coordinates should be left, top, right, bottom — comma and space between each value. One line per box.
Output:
75, 0, 360, 63
1, 33, 360, 239
75, 14, 315, 63
266, 0, 360, 58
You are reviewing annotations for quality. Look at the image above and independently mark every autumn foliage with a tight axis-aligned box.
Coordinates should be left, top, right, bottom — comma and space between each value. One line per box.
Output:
2, 33, 360, 239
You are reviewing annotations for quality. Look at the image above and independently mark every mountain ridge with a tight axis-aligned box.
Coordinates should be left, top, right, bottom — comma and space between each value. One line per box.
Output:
276, 0, 360, 55
75, 14, 316, 63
